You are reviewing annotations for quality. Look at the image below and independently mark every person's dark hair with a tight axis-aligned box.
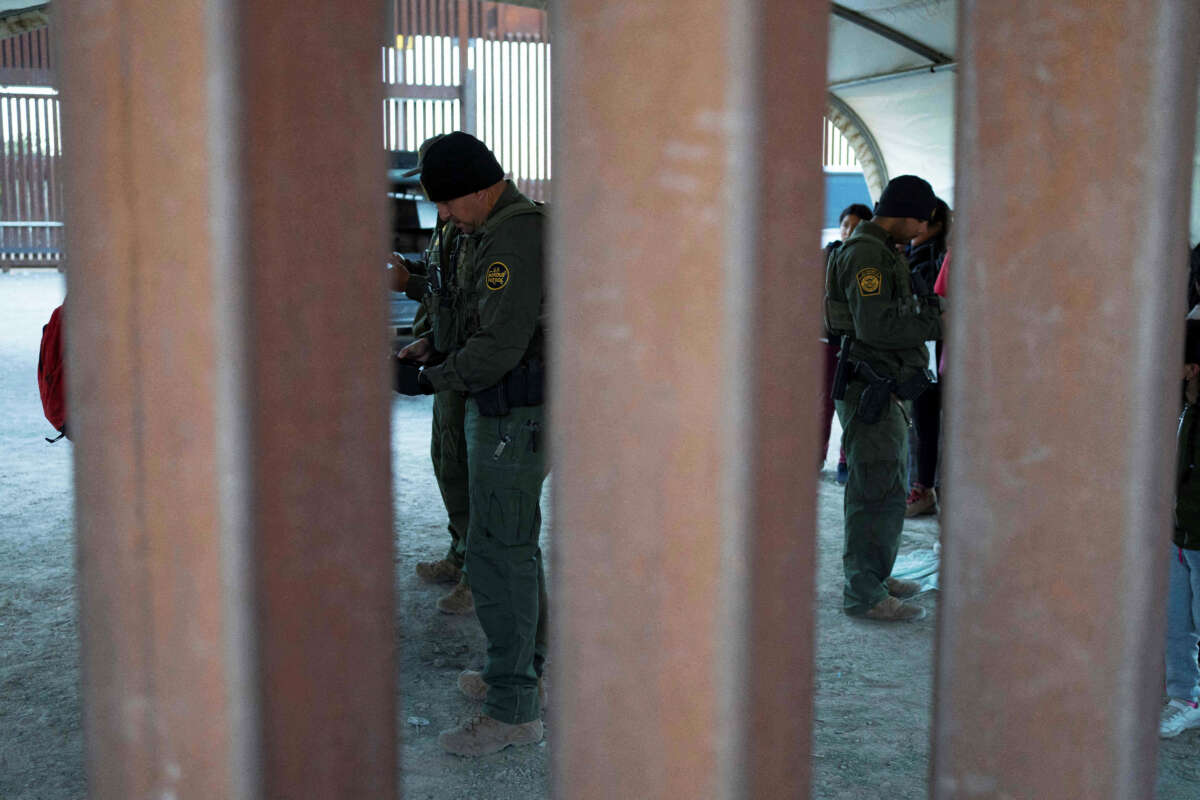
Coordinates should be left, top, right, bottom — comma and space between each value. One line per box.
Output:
928, 197, 952, 249
1188, 242, 1200, 310
1186, 319, 1200, 366
839, 203, 873, 224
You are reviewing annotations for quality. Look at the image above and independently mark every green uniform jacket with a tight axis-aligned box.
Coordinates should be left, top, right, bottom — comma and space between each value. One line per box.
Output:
411, 221, 459, 339
423, 181, 545, 394
1175, 401, 1200, 549
827, 220, 942, 384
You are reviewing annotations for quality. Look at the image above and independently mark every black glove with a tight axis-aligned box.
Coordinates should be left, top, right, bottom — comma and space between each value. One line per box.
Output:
394, 359, 433, 395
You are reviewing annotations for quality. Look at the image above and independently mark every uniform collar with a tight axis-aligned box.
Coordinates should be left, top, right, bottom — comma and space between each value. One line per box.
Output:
850, 220, 894, 247
484, 180, 524, 223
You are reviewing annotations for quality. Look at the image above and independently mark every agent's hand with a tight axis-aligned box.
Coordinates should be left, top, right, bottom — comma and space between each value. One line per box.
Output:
394, 360, 433, 395
398, 336, 435, 364
388, 252, 413, 293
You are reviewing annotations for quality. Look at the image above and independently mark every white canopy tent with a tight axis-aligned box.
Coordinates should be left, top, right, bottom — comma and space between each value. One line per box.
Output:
826, 0, 1200, 244
827, 0, 957, 201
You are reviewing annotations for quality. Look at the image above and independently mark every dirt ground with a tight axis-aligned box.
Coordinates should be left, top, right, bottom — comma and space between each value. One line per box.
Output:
2, 271, 1199, 799
390, 394, 553, 799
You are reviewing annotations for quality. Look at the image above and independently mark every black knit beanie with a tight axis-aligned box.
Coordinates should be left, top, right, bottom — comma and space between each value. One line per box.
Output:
416, 132, 505, 202
874, 175, 937, 221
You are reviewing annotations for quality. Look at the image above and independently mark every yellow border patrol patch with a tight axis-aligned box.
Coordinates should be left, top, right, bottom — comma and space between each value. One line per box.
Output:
485, 261, 510, 291
856, 268, 882, 297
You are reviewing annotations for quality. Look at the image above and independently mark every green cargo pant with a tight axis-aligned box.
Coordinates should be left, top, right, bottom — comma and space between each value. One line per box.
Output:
835, 378, 910, 615
431, 390, 470, 570
463, 400, 549, 724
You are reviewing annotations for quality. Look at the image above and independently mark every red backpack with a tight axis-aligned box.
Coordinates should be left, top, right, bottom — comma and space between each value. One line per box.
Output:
37, 300, 67, 442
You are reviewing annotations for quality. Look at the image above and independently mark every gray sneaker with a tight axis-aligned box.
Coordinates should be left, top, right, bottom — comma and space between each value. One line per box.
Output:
1159, 698, 1200, 738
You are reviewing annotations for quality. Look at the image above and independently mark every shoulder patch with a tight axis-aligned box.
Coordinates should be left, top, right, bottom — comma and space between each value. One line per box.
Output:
485, 261, 510, 291
856, 268, 882, 297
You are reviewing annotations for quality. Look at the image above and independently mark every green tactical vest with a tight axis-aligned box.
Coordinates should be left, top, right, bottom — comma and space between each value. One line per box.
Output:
823, 235, 914, 340
823, 243, 855, 338
431, 198, 546, 355
412, 222, 457, 339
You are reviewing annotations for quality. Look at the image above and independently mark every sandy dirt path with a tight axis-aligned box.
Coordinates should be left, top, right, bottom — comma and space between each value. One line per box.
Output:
1, 272, 1197, 798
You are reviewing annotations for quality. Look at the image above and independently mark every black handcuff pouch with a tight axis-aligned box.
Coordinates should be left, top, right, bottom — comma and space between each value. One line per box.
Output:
472, 358, 545, 418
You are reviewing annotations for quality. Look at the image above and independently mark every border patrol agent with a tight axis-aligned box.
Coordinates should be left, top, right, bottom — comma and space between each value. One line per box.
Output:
395, 132, 548, 755
825, 175, 943, 622
392, 141, 476, 615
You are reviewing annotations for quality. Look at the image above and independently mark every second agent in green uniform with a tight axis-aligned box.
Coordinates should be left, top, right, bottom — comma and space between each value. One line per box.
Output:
824, 175, 943, 622
395, 132, 549, 756
394, 207, 476, 616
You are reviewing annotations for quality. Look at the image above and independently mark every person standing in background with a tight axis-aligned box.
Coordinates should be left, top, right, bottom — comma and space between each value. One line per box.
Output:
904, 197, 951, 517
821, 203, 874, 483
395, 132, 549, 755
391, 135, 476, 616
824, 176, 943, 622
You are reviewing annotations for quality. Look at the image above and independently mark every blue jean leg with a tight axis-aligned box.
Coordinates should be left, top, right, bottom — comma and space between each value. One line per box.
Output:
1165, 546, 1200, 702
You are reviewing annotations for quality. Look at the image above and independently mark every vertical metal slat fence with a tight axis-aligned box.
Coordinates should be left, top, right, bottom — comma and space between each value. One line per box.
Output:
0, 27, 61, 269
0, 89, 62, 268
385, 0, 551, 202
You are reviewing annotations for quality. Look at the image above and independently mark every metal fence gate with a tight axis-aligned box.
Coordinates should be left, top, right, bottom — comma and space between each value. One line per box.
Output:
385, 0, 552, 201
0, 28, 61, 269
52, 1, 1200, 798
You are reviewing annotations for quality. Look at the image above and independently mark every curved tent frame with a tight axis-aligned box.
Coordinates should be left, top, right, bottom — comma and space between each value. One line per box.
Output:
827, 92, 888, 201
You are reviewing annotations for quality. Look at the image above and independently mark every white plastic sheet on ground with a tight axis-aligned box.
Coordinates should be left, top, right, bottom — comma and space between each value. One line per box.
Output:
891, 544, 940, 592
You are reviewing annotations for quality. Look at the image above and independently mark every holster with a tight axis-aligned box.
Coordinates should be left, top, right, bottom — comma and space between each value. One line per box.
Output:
848, 359, 893, 425
856, 378, 892, 424
472, 358, 546, 418
850, 360, 932, 424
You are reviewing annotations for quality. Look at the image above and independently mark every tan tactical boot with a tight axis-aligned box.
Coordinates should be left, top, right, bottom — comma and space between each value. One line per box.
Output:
863, 595, 926, 622
457, 669, 548, 710
458, 669, 489, 700
884, 576, 922, 598
415, 557, 462, 585
438, 714, 543, 757
904, 485, 938, 518
436, 582, 474, 615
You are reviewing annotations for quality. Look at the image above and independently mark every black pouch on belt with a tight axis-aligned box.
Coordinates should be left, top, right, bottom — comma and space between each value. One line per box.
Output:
505, 358, 545, 407
894, 370, 932, 401
473, 358, 546, 417
473, 382, 510, 417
